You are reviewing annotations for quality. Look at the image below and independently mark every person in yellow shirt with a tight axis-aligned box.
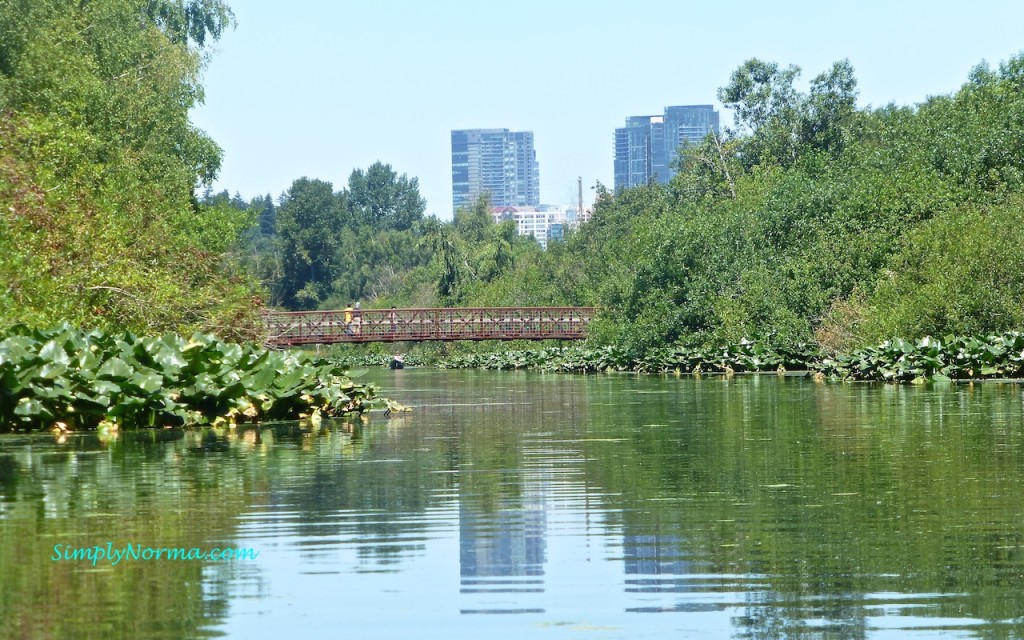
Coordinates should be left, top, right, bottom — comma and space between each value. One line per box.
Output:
344, 303, 354, 335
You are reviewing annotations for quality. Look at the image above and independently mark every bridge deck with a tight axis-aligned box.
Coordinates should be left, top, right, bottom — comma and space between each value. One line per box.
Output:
263, 307, 594, 346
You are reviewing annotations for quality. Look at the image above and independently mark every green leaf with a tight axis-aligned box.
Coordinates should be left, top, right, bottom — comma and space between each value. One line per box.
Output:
14, 397, 46, 418
39, 363, 68, 380
92, 380, 122, 396
39, 340, 71, 366
97, 357, 134, 381
131, 372, 164, 394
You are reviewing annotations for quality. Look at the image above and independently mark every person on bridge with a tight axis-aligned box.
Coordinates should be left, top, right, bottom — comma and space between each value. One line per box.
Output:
344, 303, 354, 335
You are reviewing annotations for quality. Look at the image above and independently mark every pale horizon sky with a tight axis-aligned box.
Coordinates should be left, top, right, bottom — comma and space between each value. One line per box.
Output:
190, 0, 1024, 219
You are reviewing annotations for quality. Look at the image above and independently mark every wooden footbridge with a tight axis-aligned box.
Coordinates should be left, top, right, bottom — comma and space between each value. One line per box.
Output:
263, 307, 595, 346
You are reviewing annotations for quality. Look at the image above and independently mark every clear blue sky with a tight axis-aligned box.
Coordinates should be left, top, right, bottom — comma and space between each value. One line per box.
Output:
190, 0, 1024, 219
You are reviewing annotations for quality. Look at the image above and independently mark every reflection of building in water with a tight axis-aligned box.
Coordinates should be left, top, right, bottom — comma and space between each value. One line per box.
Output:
458, 483, 548, 615
623, 533, 690, 576
622, 532, 708, 613
459, 492, 546, 577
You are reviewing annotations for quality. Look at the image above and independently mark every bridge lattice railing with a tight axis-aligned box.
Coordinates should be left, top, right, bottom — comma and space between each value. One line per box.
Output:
262, 307, 595, 346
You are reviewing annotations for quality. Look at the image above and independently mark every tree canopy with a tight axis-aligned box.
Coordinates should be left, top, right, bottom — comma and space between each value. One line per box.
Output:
347, 161, 426, 231
0, 0, 261, 339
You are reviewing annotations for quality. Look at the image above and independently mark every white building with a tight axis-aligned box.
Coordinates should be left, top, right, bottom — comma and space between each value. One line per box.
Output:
491, 204, 591, 249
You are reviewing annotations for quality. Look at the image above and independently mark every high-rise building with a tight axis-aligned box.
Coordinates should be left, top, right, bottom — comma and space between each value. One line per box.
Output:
613, 105, 719, 191
451, 129, 539, 213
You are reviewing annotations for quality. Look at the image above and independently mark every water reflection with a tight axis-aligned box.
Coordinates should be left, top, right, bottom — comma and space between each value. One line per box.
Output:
458, 478, 547, 614
3, 372, 1024, 639
459, 498, 546, 579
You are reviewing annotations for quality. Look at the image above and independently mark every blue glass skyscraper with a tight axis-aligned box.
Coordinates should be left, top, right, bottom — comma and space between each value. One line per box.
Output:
613, 105, 719, 191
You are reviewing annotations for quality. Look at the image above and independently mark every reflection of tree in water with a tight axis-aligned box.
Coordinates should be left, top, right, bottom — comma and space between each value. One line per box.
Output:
234, 420, 447, 571
729, 577, 875, 640
733, 590, 867, 640
0, 432, 258, 639
578, 377, 1024, 634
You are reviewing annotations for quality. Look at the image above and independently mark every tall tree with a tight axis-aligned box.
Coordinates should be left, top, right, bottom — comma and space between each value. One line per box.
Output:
346, 161, 426, 231
803, 59, 858, 156
252, 193, 277, 235
275, 178, 347, 308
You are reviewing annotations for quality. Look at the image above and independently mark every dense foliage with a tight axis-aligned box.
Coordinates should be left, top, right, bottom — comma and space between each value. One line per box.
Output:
238, 54, 1024, 367
217, 179, 548, 313
0, 324, 399, 432
580, 56, 1024, 354
0, 0, 262, 340
6, 0, 1023, 379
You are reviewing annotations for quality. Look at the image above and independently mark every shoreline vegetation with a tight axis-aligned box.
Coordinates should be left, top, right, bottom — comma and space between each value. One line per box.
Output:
0, 325, 404, 434
332, 332, 1024, 384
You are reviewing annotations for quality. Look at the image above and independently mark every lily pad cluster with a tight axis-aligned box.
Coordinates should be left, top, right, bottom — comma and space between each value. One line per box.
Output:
817, 333, 1024, 382
0, 324, 398, 432
437, 346, 628, 373
635, 341, 820, 374
436, 341, 820, 374
435, 335, 1024, 384
331, 353, 426, 369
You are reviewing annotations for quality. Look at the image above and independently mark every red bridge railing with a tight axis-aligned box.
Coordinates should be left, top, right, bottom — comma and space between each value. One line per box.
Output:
263, 307, 595, 346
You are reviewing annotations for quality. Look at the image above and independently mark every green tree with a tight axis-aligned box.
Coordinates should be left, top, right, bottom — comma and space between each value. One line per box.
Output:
346, 161, 426, 231
718, 58, 858, 168
275, 178, 347, 309
144, 0, 235, 48
252, 193, 277, 235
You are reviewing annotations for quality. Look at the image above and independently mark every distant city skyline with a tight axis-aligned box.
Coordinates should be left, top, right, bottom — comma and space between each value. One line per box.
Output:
189, 1, 1024, 219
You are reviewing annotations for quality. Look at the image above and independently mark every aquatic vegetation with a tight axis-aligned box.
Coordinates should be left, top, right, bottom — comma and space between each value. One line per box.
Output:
437, 346, 624, 373
434, 334, 1024, 384
633, 340, 821, 374
0, 324, 400, 432
330, 353, 429, 369
817, 333, 1024, 382
435, 341, 820, 375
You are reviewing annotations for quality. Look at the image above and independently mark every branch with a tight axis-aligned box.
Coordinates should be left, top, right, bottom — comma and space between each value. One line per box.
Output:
85, 285, 145, 303
711, 130, 737, 200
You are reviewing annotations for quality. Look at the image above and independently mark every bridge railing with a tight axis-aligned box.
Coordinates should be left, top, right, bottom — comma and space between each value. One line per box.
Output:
263, 307, 594, 346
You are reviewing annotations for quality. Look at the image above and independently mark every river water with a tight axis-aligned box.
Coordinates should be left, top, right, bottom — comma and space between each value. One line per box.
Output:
2, 370, 1024, 639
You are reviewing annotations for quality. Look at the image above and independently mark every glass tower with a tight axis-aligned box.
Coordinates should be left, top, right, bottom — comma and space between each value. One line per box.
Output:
452, 129, 539, 213
613, 105, 719, 191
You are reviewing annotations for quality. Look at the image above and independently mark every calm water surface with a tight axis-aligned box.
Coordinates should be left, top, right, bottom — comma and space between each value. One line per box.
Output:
2, 370, 1024, 639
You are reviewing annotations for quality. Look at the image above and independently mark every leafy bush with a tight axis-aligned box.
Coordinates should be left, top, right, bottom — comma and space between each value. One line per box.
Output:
854, 199, 1024, 343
